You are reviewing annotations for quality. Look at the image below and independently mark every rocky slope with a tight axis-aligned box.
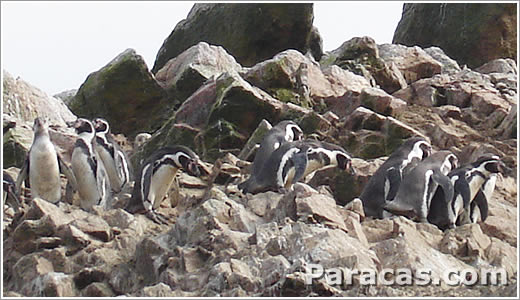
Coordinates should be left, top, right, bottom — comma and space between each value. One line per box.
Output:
2, 3, 518, 297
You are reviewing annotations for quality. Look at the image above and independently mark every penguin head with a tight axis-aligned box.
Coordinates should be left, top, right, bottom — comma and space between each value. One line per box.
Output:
71, 118, 95, 139
93, 118, 110, 135
33, 117, 49, 136
169, 146, 202, 177
336, 152, 355, 175
473, 154, 504, 174
275, 120, 304, 142
438, 152, 458, 174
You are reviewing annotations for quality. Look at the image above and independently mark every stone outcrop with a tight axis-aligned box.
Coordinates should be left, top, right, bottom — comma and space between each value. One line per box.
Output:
152, 3, 320, 72
393, 3, 517, 68
68, 49, 169, 138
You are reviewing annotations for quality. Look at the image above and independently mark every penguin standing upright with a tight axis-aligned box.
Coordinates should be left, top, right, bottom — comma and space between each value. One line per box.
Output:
359, 137, 432, 219
428, 154, 504, 229
93, 118, 132, 193
241, 139, 354, 194
383, 151, 458, 223
70, 118, 111, 211
126, 145, 202, 224
238, 120, 303, 192
16, 117, 77, 204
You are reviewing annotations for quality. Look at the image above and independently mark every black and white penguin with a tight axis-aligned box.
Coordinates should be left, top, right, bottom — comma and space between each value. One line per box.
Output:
70, 118, 111, 211
3, 171, 21, 213
238, 120, 303, 192
93, 118, 132, 193
15, 117, 77, 204
125, 145, 202, 224
359, 137, 432, 219
241, 139, 354, 194
383, 150, 458, 223
428, 154, 504, 229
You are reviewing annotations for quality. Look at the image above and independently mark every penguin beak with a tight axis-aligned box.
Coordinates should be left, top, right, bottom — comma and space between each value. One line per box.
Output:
185, 160, 201, 177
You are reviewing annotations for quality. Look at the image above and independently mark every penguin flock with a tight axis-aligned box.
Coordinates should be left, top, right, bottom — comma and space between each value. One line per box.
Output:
359, 137, 504, 230
6, 117, 504, 230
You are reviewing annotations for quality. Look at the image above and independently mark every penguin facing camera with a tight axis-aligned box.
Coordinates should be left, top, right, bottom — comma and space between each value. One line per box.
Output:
70, 118, 111, 211
16, 117, 77, 205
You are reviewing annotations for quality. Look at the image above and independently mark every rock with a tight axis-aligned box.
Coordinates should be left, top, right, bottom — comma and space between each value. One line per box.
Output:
439, 224, 491, 258
3, 70, 76, 127
247, 191, 284, 218
480, 216, 517, 247
82, 282, 116, 297
496, 105, 517, 139
141, 283, 176, 297
70, 215, 112, 242
152, 3, 318, 72
69, 49, 169, 137
475, 58, 517, 75
155, 42, 242, 107
393, 3, 517, 68
358, 87, 407, 117
53, 89, 78, 106
2, 118, 33, 168
136, 71, 309, 162
424, 46, 462, 75
378, 44, 442, 84
321, 36, 407, 94
362, 218, 395, 243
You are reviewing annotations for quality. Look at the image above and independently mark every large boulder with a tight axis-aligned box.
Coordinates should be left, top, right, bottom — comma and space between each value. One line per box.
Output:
392, 3, 517, 68
155, 42, 243, 108
152, 3, 320, 73
68, 49, 169, 138
3, 70, 76, 127
320, 36, 407, 94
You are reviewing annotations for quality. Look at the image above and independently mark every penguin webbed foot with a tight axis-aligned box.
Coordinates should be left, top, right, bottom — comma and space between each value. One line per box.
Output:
146, 210, 170, 225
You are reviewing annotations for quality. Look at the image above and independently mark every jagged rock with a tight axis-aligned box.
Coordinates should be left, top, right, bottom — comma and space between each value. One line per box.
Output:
141, 283, 176, 297
439, 224, 491, 258
496, 105, 517, 139
424, 47, 462, 75
378, 44, 442, 84
3, 70, 76, 127
53, 89, 78, 106
340, 106, 427, 159
70, 215, 112, 243
83, 282, 116, 297
321, 36, 407, 94
480, 216, 517, 248
152, 3, 318, 72
475, 58, 517, 75
69, 49, 169, 137
155, 42, 242, 107
2, 117, 32, 168
243, 49, 370, 111
393, 3, 517, 68
135, 71, 310, 162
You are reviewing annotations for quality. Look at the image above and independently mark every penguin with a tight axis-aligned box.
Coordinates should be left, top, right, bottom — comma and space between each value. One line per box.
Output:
93, 118, 132, 193
134, 133, 152, 149
70, 118, 111, 211
125, 145, 202, 224
359, 137, 432, 218
15, 117, 77, 204
3, 171, 21, 213
240, 139, 354, 194
383, 151, 458, 223
428, 154, 504, 229
238, 120, 303, 192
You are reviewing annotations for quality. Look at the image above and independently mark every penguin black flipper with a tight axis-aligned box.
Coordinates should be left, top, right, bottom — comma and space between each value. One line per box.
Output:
431, 170, 454, 206
15, 157, 30, 198
384, 167, 401, 201
287, 151, 309, 186
382, 200, 416, 219
454, 175, 471, 224
471, 190, 489, 222
57, 153, 78, 192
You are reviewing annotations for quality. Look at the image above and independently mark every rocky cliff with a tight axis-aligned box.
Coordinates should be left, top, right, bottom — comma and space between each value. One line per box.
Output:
2, 3, 518, 297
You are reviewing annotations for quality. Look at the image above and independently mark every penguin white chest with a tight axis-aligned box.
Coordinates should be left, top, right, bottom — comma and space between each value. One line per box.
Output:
468, 176, 486, 200
72, 149, 100, 209
29, 138, 61, 203
149, 165, 178, 209
96, 144, 122, 190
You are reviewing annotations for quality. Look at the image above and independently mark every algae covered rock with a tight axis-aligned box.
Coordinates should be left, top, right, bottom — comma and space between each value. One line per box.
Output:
69, 49, 169, 137
152, 3, 319, 72
393, 3, 517, 68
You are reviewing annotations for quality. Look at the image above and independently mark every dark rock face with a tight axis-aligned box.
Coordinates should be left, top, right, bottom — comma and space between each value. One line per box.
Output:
151, 3, 319, 72
69, 49, 169, 138
393, 3, 517, 69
